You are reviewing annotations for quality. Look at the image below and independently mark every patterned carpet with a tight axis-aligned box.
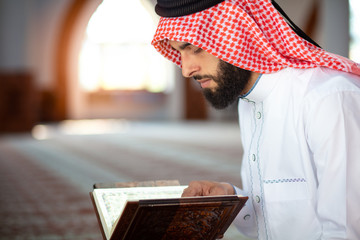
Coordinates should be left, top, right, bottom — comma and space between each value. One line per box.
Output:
0, 120, 250, 240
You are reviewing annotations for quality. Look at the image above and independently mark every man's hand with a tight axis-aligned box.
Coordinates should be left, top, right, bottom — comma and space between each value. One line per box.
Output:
181, 180, 235, 197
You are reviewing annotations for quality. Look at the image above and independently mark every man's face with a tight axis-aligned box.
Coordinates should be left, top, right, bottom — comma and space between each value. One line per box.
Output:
169, 40, 252, 109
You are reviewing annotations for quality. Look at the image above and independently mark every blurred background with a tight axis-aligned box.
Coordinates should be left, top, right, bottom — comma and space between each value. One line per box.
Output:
0, 0, 359, 239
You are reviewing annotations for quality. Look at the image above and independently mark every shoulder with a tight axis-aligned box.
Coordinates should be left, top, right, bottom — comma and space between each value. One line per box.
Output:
301, 67, 360, 97
276, 67, 360, 103
299, 67, 360, 126
273, 67, 360, 120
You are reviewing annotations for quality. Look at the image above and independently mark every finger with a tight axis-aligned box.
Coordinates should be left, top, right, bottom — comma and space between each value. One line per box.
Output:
181, 186, 200, 197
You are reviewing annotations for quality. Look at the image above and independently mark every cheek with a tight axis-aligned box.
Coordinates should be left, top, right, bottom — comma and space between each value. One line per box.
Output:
210, 58, 221, 72
200, 51, 220, 72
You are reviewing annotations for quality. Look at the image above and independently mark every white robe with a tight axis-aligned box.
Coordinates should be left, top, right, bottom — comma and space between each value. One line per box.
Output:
233, 67, 360, 240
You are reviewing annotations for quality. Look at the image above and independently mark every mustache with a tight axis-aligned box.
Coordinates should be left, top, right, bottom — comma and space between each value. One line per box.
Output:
193, 74, 215, 81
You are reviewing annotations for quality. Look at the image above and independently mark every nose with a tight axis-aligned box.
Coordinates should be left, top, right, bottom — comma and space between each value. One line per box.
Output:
181, 54, 200, 78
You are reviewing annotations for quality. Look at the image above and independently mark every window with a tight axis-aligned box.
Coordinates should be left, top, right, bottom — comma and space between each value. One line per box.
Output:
78, 0, 172, 93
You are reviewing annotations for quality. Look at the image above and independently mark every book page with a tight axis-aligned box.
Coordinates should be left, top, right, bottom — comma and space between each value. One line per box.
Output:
93, 185, 187, 239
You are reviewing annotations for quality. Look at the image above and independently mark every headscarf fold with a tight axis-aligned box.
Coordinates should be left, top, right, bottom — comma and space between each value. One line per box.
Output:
151, 0, 360, 76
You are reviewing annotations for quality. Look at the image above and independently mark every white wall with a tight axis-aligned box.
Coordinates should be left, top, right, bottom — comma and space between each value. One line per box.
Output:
318, 0, 350, 57
0, 0, 72, 89
0, 0, 32, 70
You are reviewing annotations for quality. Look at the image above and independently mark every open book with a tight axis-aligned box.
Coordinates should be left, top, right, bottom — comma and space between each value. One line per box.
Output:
89, 180, 248, 240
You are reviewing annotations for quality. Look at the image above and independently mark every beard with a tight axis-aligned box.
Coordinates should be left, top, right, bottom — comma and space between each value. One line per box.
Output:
194, 60, 252, 109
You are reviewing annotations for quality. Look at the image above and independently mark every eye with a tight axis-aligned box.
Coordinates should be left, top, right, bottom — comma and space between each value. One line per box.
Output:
193, 47, 203, 54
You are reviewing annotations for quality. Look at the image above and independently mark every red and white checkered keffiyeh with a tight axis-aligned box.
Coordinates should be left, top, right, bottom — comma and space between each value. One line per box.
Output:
151, 0, 360, 75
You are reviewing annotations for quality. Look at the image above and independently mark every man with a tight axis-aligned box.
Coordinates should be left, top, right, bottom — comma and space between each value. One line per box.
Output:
151, 0, 360, 239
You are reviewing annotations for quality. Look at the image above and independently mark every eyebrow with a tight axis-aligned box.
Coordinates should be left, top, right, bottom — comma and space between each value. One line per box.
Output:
171, 42, 192, 51
179, 42, 191, 50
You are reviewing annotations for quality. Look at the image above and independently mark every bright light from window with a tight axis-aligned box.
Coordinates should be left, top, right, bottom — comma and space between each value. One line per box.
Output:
349, 0, 360, 63
79, 0, 172, 92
